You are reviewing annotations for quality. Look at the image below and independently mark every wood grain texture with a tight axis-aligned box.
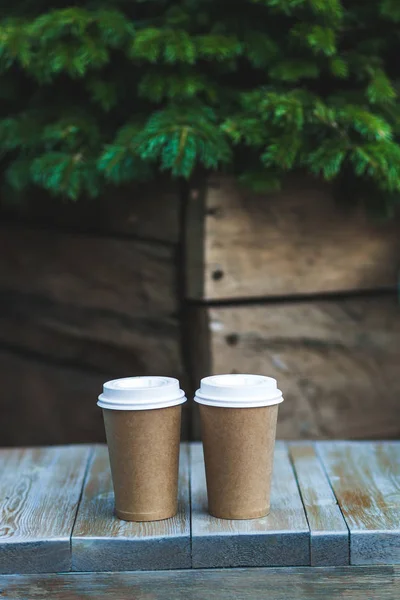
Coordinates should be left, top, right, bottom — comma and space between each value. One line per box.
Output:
200, 296, 400, 440
1, 181, 180, 244
0, 223, 189, 444
71, 444, 191, 571
0, 223, 176, 317
1, 567, 399, 600
190, 442, 309, 568
0, 445, 91, 574
317, 442, 400, 565
289, 443, 349, 566
192, 175, 400, 301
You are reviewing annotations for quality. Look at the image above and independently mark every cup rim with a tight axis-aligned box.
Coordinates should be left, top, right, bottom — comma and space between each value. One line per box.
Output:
98, 395, 186, 410
194, 393, 283, 409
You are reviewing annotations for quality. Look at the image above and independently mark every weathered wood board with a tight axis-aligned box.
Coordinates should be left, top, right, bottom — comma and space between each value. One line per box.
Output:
0, 441, 399, 577
71, 445, 191, 571
0, 351, 105, 446
0, 224, 176, 318
317, 442, 400, 565
1, 181, 180, 244
190, 442, 309, 568
0, 445, 91, 574
191, 296, 400, 440
1, 566, 399, 600
0, 223, 188, 444
187, 175, 400, 300
289, 443, 349, 566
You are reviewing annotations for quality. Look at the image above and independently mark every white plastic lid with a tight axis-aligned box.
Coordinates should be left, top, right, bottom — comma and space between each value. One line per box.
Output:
194, 374, 283, 408
97, 376, 186, 411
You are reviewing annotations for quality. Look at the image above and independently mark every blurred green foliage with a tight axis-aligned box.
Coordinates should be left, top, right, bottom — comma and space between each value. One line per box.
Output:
0, 1, 399, 213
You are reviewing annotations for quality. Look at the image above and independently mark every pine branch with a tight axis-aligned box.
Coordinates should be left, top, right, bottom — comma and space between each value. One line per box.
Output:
131, 105, 231, 177
31, 151, 101, 200
0, 0, 399, 210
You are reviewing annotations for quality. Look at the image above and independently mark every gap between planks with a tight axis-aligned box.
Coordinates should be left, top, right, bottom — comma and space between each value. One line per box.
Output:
288, 442, 349, 566
190, 441, 310, 568
316, 441, 400, 565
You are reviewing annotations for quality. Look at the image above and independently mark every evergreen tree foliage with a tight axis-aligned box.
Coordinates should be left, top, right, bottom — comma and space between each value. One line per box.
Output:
0, 1, 399, 213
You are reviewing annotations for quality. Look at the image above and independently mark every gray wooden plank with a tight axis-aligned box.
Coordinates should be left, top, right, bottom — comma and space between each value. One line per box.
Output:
317, 442, 400, 565
0, 445, 91, 574
1, 566, 399, 600
289, 443, 349, 566
190, 441, 310, 568
71, 444, 191, 571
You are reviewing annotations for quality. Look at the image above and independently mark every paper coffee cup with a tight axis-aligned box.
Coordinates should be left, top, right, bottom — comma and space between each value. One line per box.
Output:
98, 377, 186, 521
195, 374, 283, 520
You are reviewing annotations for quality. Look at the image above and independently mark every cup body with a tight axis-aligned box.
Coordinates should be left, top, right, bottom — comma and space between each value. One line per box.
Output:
103, 404, 181, 521
98, 376, 186, 521
199, 403, 278, 519
195, 374, 283, 520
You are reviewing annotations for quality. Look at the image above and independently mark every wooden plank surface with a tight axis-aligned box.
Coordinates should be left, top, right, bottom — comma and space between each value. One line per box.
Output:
317, 442, 400, 565
72, 444, 191, 571
0, 445, 91, 574
1, 566, 398, 600
197, 296, 400, 440
0, 223, 188, 444
190, 175, 400, 301
289, 443, 349, 566
190, 442, 309, 568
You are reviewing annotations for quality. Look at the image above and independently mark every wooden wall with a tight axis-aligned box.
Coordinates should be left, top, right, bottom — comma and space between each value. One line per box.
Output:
2, 175, 400, 445
0, 184, 188, 445
186, 176, 400, 440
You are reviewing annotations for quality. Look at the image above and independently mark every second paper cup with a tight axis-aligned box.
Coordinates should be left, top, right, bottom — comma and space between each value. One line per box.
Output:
195, 374, 283, 520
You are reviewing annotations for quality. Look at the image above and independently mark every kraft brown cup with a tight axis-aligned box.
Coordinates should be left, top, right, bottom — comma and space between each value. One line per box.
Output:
103, 405, 181, 521
195, 374, 283, 520
200, 404, 279, 519
98, 377, 186, 522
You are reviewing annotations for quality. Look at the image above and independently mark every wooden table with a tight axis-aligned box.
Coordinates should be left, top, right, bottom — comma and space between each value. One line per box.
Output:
0, 441, 399, 599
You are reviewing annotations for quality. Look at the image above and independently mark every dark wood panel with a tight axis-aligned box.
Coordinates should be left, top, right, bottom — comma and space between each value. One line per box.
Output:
0, 224, 176, 316
191, 296, 400, 440
0, 181, 180, 244
187, 176, 400, 300
0, 351, 106, 445
185, 185, 207, 301
0, 289, 182, 379
0, 223, 189, 444
0, 349, 190, 445
1, 567, 398, 599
